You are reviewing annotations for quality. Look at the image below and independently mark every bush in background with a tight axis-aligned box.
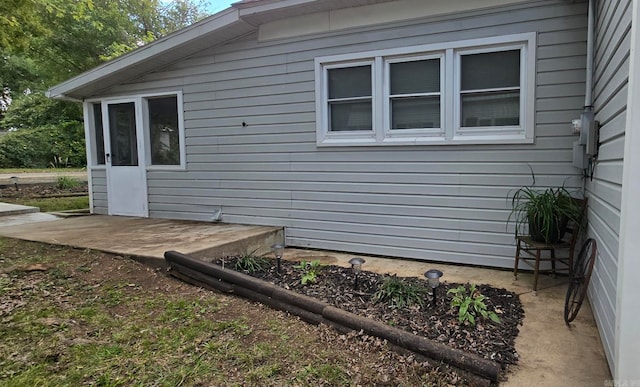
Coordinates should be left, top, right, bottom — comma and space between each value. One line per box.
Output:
0, 93, 86, 168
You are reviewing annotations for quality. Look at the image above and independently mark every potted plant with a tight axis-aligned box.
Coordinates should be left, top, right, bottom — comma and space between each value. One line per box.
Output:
509, 185, 582, 244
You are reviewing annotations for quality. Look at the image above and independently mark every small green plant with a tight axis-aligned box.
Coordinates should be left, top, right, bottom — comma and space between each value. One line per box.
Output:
293, 260, 323, 285
234, 254, 269, 273
372, 275, 427, 309
56, 175, 79, 189
447, 283, 501, 326
50, 155, 70, 169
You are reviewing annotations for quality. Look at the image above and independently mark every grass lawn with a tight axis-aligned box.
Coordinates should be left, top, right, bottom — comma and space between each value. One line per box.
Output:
6, 196, 89, 212
0, 238, 455, 386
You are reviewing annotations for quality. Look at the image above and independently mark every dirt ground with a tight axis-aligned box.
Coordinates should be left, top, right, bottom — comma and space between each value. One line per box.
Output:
0, 182, 88, 199
0, 238, 488, 386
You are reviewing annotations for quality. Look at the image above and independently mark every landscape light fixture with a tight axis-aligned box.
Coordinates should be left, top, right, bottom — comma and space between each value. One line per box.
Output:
348, 257, 366, 289
10, 176, 19, 191
271, 243, 285, 274
424, 269, 443, 304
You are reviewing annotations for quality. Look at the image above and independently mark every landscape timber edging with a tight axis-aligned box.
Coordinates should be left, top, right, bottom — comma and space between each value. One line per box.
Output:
164, 250, 501, 382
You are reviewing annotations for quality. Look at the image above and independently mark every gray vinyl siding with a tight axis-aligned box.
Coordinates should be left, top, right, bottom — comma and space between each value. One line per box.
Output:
99, 0, 588, 268
587, 0, 631, 373
90, 168, 108, 214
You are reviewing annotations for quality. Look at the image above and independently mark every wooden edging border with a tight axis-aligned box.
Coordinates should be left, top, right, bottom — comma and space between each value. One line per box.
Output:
164, 250, 501, 382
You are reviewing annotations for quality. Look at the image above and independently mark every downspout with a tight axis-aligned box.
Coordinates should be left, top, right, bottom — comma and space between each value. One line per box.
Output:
584, 0, 595, 110
573, 0, 598, 178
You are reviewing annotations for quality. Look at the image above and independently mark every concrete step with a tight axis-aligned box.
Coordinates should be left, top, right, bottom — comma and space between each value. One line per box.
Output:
0, 202, 39, 217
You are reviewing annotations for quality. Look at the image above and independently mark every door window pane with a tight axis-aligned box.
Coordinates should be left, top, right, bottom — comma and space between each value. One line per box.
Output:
148, 96, 180, 165
108, 102, 138, 166
92, 103, 105, 165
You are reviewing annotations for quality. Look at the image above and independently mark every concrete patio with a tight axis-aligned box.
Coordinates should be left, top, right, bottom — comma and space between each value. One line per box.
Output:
0, 212, 611, 385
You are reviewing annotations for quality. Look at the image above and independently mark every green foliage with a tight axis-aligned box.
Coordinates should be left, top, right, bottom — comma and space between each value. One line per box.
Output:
1, 92, 81, 130
372, 275, 427, 309
234, 254, 269, 274
8, 196, 89, 212
293, 260, 324, 285
0, 0, 210, 167
56, 175, 79, 189
0, 93, 85, 168
447, 284, 501, 326
509, 184, 582, 243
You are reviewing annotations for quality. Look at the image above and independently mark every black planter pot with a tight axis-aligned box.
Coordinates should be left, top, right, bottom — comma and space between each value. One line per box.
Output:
528, 215, 569, 243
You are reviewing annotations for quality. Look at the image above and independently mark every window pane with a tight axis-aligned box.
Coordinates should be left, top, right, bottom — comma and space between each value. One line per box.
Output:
461, 50, 520, 90
92, 103, 105, 165
108, 103, 138, 166
391, 96, 440, 129
461, 91, 520, 127
328, 66, 371, 99
148, 96, 180, 165
329, 101, 372, 131
390, 59, 440, 95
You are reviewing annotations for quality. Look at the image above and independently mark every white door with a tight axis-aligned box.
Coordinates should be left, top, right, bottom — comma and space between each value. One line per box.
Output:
103, 100, 148, 217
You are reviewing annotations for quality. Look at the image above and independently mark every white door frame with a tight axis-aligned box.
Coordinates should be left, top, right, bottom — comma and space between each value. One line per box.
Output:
102, 98, 149, 217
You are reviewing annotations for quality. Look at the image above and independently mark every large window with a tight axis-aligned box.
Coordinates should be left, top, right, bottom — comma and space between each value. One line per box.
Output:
315, 33, 535, 146
85, 92, 185, 169
327, 64, 373, 132
91, 103, 106, 165
147, 95, 181, 166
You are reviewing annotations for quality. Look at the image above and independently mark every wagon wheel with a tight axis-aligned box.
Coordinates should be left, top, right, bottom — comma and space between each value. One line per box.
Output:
564, 238, 597, 325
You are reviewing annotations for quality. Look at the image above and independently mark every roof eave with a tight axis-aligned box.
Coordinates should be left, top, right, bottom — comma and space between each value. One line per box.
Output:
47, 8, 250, 100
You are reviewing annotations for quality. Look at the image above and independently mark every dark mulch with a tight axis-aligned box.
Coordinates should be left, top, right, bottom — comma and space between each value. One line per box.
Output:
0, 182, 88, 199
216, 256, 525, 370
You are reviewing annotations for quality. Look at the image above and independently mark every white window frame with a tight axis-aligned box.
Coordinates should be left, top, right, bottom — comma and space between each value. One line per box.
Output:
141, 91, 186, 170
83, 101, 107, 168
453, 44, 531, 143
84, 91, 186, 170
382, 53, 446, 143
315, 33, 536, 146
317, 59, 378, 145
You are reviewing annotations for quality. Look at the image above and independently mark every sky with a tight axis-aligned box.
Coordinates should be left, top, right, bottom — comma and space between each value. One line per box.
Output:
204, 0, 237, 14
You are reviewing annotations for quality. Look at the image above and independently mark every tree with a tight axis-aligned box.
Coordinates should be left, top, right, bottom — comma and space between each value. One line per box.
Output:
0, 0, 209, 167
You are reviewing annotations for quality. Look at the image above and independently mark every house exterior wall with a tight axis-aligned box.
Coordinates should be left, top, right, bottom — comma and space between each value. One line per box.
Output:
91, 168, 108, 214
587, 0, 632, 374
96, 0, 588, 268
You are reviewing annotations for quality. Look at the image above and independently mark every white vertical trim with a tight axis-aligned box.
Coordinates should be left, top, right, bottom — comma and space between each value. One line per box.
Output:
614, 0, 640, 379
82, 102, 95, 213
444, 48, 455, 141
374, 56, 384, 143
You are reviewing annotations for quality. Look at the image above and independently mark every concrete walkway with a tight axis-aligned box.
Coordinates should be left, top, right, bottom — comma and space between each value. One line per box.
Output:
0, 171, 87, 184
0, 213, 611, 386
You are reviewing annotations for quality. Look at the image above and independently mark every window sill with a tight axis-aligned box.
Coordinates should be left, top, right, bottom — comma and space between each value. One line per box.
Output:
146, 165, 187, 171
316, 134, 533, 147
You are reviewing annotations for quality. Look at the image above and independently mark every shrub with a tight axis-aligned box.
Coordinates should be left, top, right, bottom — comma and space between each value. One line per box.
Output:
234, 254, 269, 274
293, 260, 324, 285
448, 283, 501, 326
0, 93, 86, 168
372, 275, 428, 309
56, 176, 79, 189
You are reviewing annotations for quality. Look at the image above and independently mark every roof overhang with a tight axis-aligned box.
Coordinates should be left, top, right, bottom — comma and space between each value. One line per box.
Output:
47, 0, 396, 101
